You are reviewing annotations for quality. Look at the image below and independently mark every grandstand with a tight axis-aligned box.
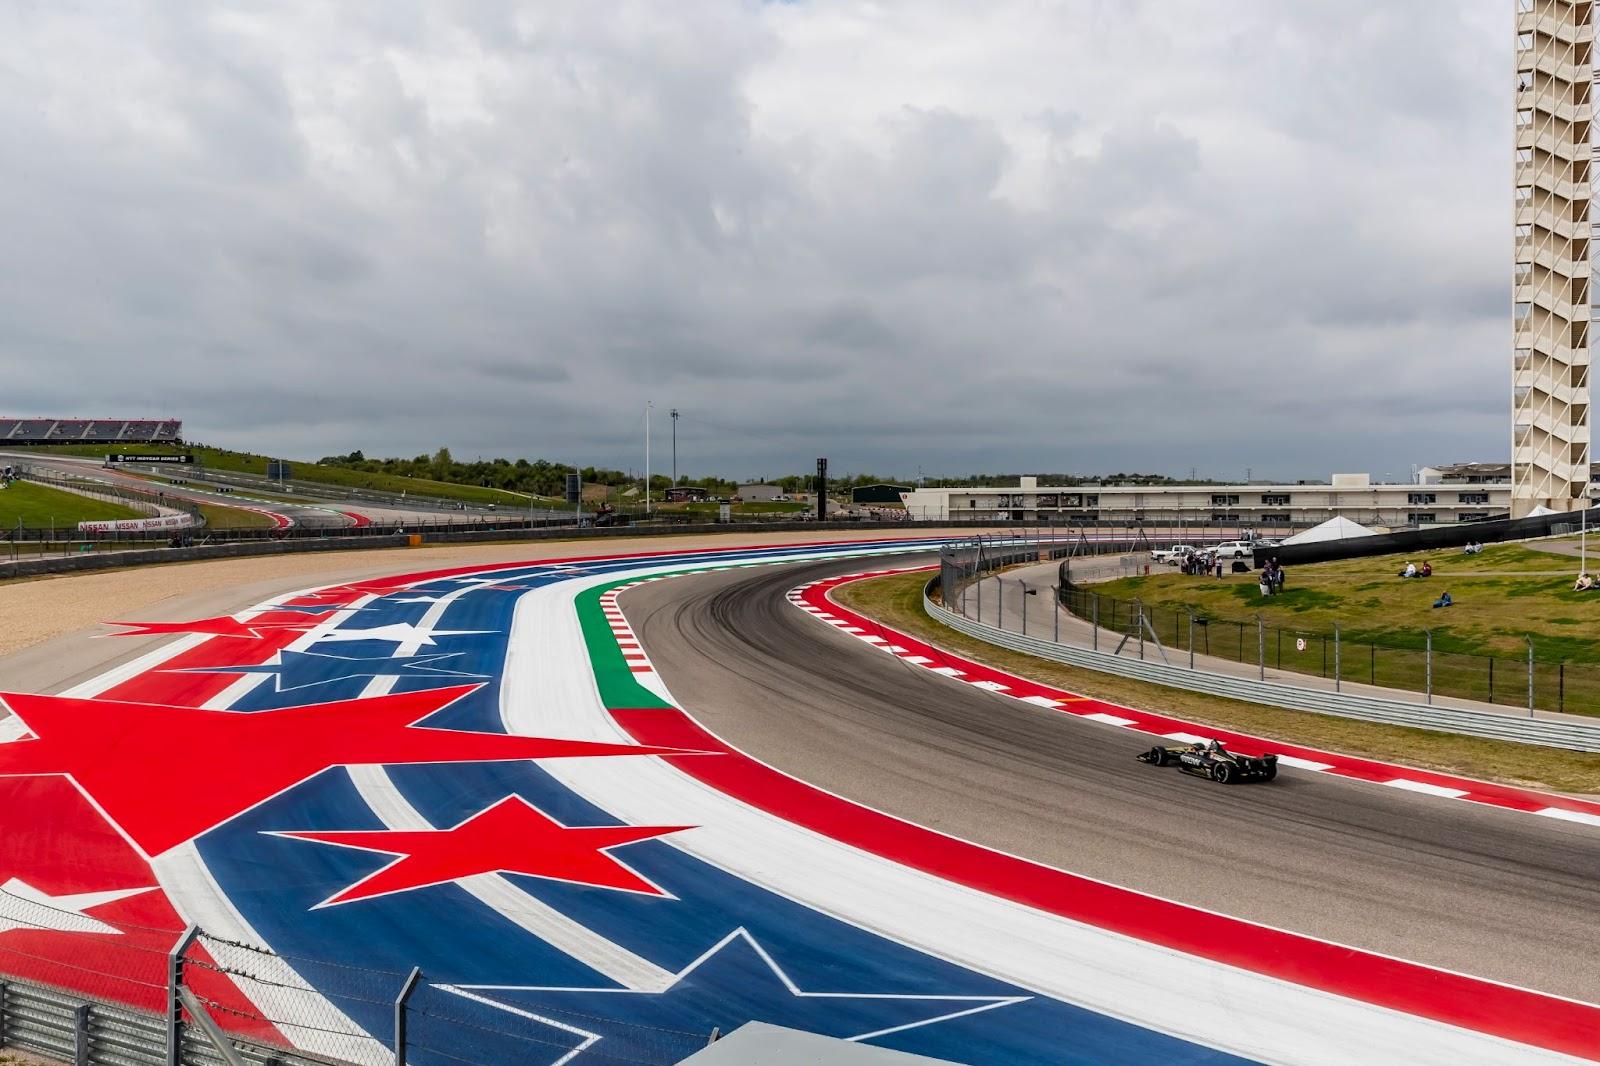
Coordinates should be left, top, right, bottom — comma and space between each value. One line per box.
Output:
0, 418, 182, 444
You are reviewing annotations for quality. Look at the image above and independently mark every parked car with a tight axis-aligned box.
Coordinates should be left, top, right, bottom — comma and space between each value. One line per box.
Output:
1151, 544, 1200, 564
1213, 540, 1255, 559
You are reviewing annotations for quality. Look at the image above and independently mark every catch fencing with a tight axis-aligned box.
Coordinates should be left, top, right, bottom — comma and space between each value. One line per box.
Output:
1056, 571, 1599, 717
0, 883, 722, 1066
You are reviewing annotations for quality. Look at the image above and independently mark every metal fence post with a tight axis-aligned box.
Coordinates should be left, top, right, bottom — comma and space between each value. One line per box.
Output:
1257, 616, 1265, 681
167, 924, 199, 1066
1528, 638, 1535, 717
1020, 581, 1028, 636
997, 577, 1004, 630
1188, 611, 1195, 670
1052, 586, 1059, 643
1092, 595, 1099, 652
73, 1003, 90, 1066
1560, 663, 1565, 714
395, 966, 423, 1066
1333, 624, 1340, 692
1425, 630, 1432, 705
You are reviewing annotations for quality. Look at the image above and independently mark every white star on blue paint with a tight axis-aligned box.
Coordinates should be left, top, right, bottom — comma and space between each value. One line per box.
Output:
444, 928, 1027, 1064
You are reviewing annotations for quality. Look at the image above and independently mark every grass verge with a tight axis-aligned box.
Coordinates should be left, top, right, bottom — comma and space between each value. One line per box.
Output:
196, 503, 276, 529
0, 480, 142, 527
834, 570, 1600, 795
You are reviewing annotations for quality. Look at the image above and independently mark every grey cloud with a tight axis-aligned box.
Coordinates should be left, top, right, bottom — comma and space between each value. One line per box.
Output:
0, 1, 1518, 481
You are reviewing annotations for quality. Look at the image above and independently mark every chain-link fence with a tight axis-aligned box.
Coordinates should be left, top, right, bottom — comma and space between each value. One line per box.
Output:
0, 880, 727, 1066
1054, 581, 1599, 716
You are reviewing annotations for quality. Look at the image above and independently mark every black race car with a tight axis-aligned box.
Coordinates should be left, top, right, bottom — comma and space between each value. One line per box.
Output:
1137, 740, 1278, 784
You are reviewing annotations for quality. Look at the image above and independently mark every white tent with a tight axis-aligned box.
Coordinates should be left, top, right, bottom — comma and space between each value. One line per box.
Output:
1281, 516, 1377, 546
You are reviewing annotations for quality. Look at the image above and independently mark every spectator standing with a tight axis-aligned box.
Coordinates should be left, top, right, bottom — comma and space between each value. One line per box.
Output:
1272, 559, 1285, 593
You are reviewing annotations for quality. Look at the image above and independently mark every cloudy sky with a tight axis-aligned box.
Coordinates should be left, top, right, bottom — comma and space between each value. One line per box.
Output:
1, 2, 1510, 482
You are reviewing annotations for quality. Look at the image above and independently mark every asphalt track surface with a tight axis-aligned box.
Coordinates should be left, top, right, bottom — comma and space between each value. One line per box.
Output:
624, 553, 1600, 1004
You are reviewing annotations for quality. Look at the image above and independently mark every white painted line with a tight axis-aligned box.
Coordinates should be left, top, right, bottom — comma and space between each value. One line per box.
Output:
1534, 808, 1600, 828
888, 646, 908, 653
901, 655, 934, 665
860, 636, 890, 645
1383, 780, 1469, 799
1164, 732, 1212, 744
929, 666, 965, 677
968, 681, 1009, 692
1082, 712, 1137, 726
1274, 755, 1336, 772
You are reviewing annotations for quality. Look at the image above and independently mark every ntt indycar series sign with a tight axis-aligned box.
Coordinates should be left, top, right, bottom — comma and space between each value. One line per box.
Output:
77, 513, 198, 534
107, 453, 193, 464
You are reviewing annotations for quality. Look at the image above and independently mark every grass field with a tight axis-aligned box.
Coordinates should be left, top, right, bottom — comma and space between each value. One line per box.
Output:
15, 444, 555, 510
834, 570, 1600, 794
1092, 543, 1596, 660
195, 502, 276, 529
0, 481, 142, 527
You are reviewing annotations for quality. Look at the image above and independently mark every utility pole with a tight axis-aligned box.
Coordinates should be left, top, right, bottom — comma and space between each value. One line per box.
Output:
645, 401, 653, 515
670, 408, 679, 487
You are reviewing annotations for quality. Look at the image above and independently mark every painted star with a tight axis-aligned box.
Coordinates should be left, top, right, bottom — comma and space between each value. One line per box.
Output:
391, 596, 449, 605
449, 929, 1027, 1060
104, 616, 313, 640
0, 685, 701, 857
310, 623, 490, 647
274, 796, 691, 907
169, 650, 488, 692
257, 603, 370, 616
0, 877, 152, 936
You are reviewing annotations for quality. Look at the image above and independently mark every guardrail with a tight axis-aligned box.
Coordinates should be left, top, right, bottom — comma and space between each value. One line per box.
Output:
923, 581, 1600, 753
0, 977, 321, 1066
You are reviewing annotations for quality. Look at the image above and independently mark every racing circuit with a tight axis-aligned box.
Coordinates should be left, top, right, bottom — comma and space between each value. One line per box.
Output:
1, 533, 1598, 1065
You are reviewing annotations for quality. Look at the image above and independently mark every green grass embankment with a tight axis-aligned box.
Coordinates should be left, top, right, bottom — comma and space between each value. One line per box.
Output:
0, 480, 142, 527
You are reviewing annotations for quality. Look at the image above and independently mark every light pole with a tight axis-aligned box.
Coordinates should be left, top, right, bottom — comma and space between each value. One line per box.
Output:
644, 401, 653, 515
670, 408, 679, 488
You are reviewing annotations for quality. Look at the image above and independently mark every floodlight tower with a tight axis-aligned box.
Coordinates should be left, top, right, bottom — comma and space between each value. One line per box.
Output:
1512, 0, 1594, 515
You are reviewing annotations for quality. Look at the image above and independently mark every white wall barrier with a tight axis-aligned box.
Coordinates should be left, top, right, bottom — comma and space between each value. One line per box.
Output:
77, 513, 199, 535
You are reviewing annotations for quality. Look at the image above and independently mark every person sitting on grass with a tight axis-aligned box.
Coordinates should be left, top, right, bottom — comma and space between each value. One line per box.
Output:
1433, 590, 1453, 609
1399, 562, 1417, 578
1420, 561, 1433, 578
1576, 573, 1594, 592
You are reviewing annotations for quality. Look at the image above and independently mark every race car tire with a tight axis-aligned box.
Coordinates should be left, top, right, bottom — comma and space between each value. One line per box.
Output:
1148, 747, 1169, 766
1213, 763, 1234, 784
1262, 763, 1277, 781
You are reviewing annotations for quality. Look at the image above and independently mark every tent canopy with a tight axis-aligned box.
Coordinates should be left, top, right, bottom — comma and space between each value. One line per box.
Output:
1281, 516, 1377, 546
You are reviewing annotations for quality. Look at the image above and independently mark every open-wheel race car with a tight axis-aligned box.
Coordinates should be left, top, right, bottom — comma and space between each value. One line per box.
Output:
1137, 739, 1278, 783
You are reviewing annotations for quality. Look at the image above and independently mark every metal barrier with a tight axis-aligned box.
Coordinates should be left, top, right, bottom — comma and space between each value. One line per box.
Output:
923, 581, 1600, 753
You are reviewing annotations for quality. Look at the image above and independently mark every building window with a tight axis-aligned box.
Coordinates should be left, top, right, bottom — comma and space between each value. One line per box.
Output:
1407, 492, 1437, 505
1211, 494, 1240, 506
1260, 512, 1291, 522
1211, 513, 1241, 523
1260, 494, 1290, 506
1459, 512, 1491, 522
1407, 512, 1438, 524
1084, 495, 1099, 507
1458, 492, 1490, 504
1514, 302, 1532, 321
968, 499, 976, 508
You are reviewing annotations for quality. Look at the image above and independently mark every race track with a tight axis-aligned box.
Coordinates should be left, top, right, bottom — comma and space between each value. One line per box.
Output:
623, 556, 1600, 1001
1, 536, 1597, 1066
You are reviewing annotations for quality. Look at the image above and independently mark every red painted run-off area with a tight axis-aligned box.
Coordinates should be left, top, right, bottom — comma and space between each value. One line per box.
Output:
803, 569, 1600, 821
0, 539, 918, 1037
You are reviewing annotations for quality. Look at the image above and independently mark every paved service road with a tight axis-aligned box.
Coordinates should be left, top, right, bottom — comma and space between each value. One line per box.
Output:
623, 554, 1600, 1003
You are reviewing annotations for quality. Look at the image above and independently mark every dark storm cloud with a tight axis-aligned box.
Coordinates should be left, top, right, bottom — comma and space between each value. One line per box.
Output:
0, 1, 1511, 481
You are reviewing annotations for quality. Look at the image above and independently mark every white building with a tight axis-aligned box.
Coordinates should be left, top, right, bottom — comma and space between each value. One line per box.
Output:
1513, 0, 1593, 515
898, 474, 1510, 527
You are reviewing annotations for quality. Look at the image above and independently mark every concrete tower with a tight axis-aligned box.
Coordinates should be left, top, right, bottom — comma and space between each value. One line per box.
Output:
1513, 0, 1593, 516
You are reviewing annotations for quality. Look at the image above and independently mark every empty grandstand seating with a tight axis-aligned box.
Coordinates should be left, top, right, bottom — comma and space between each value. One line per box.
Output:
0, 419, 184, 444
